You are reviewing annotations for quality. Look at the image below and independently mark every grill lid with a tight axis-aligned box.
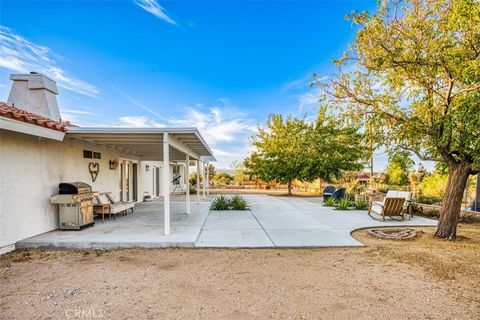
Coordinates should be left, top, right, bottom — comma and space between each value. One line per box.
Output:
59, 182, 92, 194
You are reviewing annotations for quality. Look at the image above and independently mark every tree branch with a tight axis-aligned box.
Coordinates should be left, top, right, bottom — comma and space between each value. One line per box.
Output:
393, 144, 443, 162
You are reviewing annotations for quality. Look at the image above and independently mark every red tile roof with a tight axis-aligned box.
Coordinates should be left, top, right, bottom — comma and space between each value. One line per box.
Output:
0, 102, 76, 132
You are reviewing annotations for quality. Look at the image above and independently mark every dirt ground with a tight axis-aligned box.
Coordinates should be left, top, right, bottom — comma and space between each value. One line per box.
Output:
1, 225, 479, 320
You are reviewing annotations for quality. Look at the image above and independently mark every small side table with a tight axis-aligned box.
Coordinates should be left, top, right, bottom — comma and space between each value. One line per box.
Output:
94, 204, 111, 223
404, 200, 413, 220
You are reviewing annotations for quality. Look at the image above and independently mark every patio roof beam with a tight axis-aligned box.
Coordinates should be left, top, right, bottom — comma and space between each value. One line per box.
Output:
163, 133, 170, 235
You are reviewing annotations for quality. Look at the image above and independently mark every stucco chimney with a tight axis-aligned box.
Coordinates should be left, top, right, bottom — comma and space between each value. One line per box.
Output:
7, 72, 61, 121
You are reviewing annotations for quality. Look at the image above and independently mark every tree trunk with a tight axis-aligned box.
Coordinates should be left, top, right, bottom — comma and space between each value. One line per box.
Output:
288, 180, 292, 195
434, 161, 471, 240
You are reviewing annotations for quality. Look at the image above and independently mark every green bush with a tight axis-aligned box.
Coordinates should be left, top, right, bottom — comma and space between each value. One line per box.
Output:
210, 195, 231, 210
230, 195, 249, 210
324, 197, 338, 207
354, 199, 368, 210
418, 173, 448, 203
336, 197, 353, 210
210, 195, 249, 210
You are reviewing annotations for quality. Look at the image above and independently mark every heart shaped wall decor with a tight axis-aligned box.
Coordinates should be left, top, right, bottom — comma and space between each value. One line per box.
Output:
89, 162, 99, 182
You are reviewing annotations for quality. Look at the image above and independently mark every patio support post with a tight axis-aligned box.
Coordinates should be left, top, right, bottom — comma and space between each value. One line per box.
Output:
196, 160, 200, 202
202, 163, 206, 200
185, 154, 190, 214
163, 133, 170, 235
206, 162, 210, 196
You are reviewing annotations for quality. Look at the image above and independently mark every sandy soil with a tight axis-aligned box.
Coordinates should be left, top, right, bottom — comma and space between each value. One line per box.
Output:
1, 225, 479, 320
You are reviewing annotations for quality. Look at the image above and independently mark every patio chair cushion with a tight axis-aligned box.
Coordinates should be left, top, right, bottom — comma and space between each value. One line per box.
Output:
105, 192, 120, 203
97, 194, 111, 205
397, 191, 412, 201
106, 192, 134, 210
386, 190, 398, 198
93, 203, 127, 214
370, 202, 383, 215
109, 203, 127, 214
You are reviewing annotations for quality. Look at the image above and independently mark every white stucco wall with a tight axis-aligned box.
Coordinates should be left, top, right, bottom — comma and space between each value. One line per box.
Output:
139, 161, 163, 199
0, 130, 141, 250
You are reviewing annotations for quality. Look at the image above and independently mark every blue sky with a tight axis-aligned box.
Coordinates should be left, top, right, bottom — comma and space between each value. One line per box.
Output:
0, 0, 415, 170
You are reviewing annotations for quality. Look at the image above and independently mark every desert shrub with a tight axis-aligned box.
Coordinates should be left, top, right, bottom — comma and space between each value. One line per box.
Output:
354, 199, 368, 210
213, 172, 234, 186
346, 192, 356, 200
210, 195, 230, 210
409, 202, 423, 214
324, 197, 338, 207
422, 209, 440, 219
336, 197, 353, 210
230, 195, 249, 210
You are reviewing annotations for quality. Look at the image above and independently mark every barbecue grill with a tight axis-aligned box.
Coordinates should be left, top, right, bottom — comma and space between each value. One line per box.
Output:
51, 182, 97, 230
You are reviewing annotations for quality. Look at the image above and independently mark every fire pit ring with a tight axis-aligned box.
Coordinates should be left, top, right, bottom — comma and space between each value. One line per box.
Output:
367, 228, 420, 240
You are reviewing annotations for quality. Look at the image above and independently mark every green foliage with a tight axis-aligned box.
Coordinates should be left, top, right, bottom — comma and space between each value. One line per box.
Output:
231, 160, 245, 186
189, 172, 202, 186
385, 152, 414, 186
207, 164, 216, 184
210, 195, 231, 210
324, 197, 338, 207
336, 197, 353, 210
354, 199, 368, 210
243, 113, 367, 194
230, 195, 249, 210
323, 0, 480, 176
213, 172, 233, 185
418, 172, 449, 203
210, 195, 249, 210
408, 170, 425, 199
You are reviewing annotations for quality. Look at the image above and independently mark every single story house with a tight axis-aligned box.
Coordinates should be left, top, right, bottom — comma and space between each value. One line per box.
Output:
0, 73, 214, 254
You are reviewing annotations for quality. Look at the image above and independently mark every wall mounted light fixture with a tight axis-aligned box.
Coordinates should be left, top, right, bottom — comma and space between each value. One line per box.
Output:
109, 159, 119, 170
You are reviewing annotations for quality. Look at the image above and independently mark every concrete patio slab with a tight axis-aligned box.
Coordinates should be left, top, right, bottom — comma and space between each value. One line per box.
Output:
202, 210, 261, 230
16, 194, 438, 250
195, 209, 275, 247
195, 229, 274, 247
195, 194, 437, 248
16, 197, 211, 250
252, 195, 436, 247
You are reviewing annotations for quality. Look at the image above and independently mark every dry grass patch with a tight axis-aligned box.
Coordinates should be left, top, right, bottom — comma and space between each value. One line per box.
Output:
1, 225, 479, 319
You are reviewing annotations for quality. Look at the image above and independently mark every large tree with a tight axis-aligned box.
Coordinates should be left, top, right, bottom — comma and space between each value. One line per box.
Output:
243, 112, 366, 194
317, 0, 480, 239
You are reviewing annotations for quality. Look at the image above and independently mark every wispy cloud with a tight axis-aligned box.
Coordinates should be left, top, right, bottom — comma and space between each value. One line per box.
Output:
0, 25, 99, 97
111, 85, 166, 121
166, 101, 256, 167
132, 0, 177, 25
118, 116, 164, 128
107, 92, 256, 168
